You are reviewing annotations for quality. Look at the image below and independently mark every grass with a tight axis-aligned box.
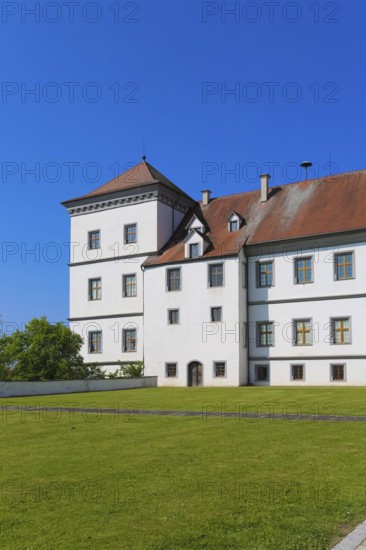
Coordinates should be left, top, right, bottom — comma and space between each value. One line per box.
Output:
2, 388, 366, 548
3, 386, 366, 416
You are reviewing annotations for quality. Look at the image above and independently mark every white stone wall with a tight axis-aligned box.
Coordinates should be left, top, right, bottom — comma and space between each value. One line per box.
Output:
143, 257, 247, 386
248, 239, 366, 385
0, 377, 157, 398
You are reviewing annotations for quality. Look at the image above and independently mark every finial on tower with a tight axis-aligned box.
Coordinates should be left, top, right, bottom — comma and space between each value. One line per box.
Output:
142, 155, 147, 161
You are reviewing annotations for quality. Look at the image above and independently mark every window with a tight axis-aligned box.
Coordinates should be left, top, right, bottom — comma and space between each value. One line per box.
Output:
166, 363, 177, 378
211, 307, 222, 322
88, 331, 102, 353
332, 318, 351, 344
335, 253, 354, 280
229, 220, 238, 232
88, 230, 100, 250
123, 329, 137, 352
209, 264, 224, 287
257, 322, 274, 347
295, 257, 313, 284
257, 261, 273, 287
167, 268, 181, 291
294, 320, 312, 346
331, 364, 345, 381
123, 274, 137, 297
89, 278, 101, 301
124, 224, 137, 244
291, 365, 304, 381
190, 243, 199, 258
255, 365, 269, 382
168, 309, 179, 325
214, 362, 226, 377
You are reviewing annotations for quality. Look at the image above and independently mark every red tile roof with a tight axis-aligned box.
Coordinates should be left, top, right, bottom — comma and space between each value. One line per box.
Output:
144, 169, 366, 267
62, 161, 194, 204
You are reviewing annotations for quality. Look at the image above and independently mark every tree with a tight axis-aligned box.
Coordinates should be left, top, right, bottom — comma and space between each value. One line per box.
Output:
0, 317, 104, 381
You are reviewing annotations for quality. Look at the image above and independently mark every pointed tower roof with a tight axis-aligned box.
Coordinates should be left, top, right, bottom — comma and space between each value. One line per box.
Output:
62, 160, 194, 205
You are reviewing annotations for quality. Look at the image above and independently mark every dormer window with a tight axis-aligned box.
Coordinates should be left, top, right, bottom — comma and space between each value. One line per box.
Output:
190, 243, 199, 258
229, 220, 238, 232
227, 212, 243, 233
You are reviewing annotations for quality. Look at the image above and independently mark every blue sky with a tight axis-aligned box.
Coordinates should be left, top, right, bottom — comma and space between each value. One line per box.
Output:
1, 0, 365, 330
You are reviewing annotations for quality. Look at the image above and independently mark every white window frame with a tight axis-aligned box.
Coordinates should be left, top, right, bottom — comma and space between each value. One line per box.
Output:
165, 363, 178, 378
213, 361, 226, 378
124, 223, 138, 244
122, 273, 137, 298
167, 309, 180, 325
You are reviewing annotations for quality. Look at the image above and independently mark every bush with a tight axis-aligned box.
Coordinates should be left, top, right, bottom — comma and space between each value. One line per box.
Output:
109, 361, 144, 379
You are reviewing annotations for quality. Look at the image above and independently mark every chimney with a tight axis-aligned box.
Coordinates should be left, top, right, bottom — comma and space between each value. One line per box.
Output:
260, 174, 271, 202
201, 189, 211, 206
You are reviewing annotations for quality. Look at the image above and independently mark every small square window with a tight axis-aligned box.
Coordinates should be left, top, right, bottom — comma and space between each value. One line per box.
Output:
167, 268, 181, 291
214, 362, 226, 377
209, 264, 224, 287
255, 365, 269, 382
124, 224, 137, 244
229, 220, 238, 232
123, 274, 137, 297
335, 253, 354, 280
189, 243, 199, 258
331, 318, 351, 344
123, 329, 137, 352
294, 320, 312, 346
295, 257, 313, 284
291, 365, 304, 381
89, 278, 101, 301
168, 309, 179, 325
88, 230, 100, 250
88, 331, 102, 353
211, 307, 222, 322
257, 322, 274, 347
257, 262, 273, 287
166, 363, 177, 378
331, 364, 345, 381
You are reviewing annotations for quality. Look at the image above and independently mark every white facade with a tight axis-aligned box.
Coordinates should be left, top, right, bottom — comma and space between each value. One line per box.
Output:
63, 163, 366, 386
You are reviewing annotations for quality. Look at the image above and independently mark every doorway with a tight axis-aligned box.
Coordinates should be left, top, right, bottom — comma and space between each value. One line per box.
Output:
188, 361, 203, 387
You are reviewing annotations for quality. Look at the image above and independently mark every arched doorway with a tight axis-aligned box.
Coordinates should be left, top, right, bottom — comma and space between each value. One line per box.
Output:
188, 361, 203, 387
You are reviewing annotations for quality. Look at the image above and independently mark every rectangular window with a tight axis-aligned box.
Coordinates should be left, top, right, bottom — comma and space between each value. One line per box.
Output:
88, 278, 101, 301
257, 322, 274, 347
331, 364, 345, 381
168, 309, 179, 325
167, 268, 181, 291
229, 220, 238, 232
124, 224, 137, 244
211, 307, 222, 322
88, 230, 100, 250
88, 331, 102, 353
257, 261, 273, 287
166, 363, 177, 378
123, 329, 137, 352
332, 318, 351, 344
189, 243, 199, 258
295, 257, 313, 284
214, 362, 226, 377
291, 365, 304, 381
123, 274, 137, 297
294, 319, 312, 346
335, 253, 354, 280
209, 264, 224, 287
255, 365, 269, 382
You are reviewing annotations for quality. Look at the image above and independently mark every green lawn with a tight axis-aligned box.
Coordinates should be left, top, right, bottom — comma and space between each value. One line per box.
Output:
1, 388, 366, 549
2, 386, 366, 416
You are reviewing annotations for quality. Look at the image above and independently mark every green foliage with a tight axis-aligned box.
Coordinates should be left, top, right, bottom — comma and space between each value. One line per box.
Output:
0, 317, 94, 381
111, 361, 144, 379
0, 335, 13, 380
